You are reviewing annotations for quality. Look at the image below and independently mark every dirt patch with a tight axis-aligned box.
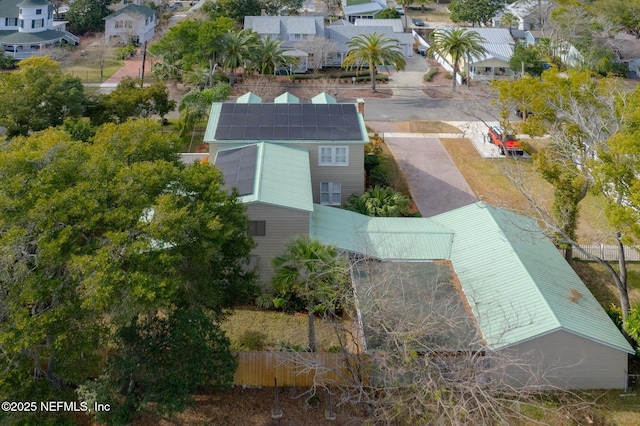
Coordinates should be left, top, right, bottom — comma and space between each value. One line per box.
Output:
133, 387, 369, 425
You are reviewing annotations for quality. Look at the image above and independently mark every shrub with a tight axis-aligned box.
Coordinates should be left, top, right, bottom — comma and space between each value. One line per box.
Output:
444, 71, 453, 79
368, 166, 392, 187
423, 67, 439, 82
237, 330, 268, 351
115, 45, 136, 60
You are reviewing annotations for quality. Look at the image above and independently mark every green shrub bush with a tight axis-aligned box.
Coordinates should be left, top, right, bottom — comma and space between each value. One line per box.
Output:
423, 67, 439, 82
237, 330, 268, 351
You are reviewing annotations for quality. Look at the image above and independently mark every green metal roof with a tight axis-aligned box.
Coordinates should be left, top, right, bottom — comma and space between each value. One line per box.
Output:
215, 142, 313, 212
236, 92, 262, 104
311, 204, 454, 260
312, 92, 337, 104
274, 92, 299, 104
431, 202, 634, 354
0, 29, 64, 45
104, 3, 155, 20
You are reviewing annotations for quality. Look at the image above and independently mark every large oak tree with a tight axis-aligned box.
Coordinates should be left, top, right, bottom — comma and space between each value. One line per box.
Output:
0, 119, 256, 423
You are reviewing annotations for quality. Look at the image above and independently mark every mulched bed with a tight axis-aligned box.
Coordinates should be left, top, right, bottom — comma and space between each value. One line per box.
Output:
132, 387, 369, 425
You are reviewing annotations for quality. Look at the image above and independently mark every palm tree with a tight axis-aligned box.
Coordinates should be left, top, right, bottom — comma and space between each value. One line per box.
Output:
179, 84, 232, 149
344, 186, 412, 217
342, 33, 407, 93
500, 12, 519, 36
252, 37, 289, 75
428, 28, 488, 92
271, 236, 347, 352
218, 29, 257, 85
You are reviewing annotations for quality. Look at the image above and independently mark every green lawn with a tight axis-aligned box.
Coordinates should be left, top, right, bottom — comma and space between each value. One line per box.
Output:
62, 57, 124, 83
221, 308, 343, 352
440, 136, 614, 244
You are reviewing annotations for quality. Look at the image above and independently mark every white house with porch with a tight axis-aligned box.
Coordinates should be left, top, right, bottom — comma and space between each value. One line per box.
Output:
428, 27, 516, 81
0, 0, 78, 59
104, 3, 156, 46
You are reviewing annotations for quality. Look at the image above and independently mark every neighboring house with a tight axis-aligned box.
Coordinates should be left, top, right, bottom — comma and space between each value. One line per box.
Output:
342, 0, 387, 23
493, 0, 552, 31
0, 0, 79, 59
524, 29, 545, 46
104, 3, 156, 46
353, 18, 413, 57
244, 16, 325, 72
204, 92, 368, 207
244, 15, 413, 71
430, 27, 515, 81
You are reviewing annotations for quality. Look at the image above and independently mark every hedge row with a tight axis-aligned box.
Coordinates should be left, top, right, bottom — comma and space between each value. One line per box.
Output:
289, 73, 389, 83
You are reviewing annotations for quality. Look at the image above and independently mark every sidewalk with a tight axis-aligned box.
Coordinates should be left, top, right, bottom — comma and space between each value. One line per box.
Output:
98, 55, 146, 93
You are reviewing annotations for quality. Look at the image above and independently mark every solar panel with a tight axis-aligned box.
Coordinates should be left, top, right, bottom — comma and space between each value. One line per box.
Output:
214, 103, 363, 141
216, 144, 257, 196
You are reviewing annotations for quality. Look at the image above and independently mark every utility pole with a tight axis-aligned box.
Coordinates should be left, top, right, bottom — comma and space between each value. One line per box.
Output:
140, 41, 148, 88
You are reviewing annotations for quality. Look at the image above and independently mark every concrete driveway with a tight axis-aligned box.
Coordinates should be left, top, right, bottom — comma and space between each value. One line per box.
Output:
382, 135, 477, 217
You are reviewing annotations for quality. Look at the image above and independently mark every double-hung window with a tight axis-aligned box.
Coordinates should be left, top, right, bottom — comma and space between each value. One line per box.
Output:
320, 182, 341, 205
318, 146, 348, 166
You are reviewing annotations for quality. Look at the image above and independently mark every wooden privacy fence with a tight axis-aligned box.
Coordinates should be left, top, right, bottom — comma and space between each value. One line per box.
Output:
566, 245, 640, 262
233, 351, 353, 387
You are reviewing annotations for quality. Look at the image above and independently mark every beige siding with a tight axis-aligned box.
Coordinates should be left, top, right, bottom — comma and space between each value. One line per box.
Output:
210, 142, 365, 205
246, 203, 310, 287
305, 143, 365, 204
501, 330, 628, 389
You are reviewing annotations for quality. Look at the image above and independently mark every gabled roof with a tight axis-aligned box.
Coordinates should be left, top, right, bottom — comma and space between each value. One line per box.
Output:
436, 27, 515, 64
311, 204, 454, 260
215, 143, 313, 212
244, 16, 324, 39
343, 2, 383, 15
204, 98, 369, 145
354, 18, 404, 33
105, 3, 155, 20
430, 202, 634, 354
312, 92, 337, 104
326, 25, 413, 51
236, 92, 262, 104
274, 92, 299, 104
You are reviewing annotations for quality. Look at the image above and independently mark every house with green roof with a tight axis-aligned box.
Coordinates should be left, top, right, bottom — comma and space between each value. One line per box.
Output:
0, 0, 78, 59
206, 93, 633, 389
104, 3, 156, 46
205, 93, 368, 207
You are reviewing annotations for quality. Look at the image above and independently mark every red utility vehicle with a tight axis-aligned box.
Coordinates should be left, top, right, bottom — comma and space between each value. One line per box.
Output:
487, 126, 524, 156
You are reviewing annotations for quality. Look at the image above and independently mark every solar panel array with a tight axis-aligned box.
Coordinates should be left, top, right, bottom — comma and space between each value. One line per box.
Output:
215, 144, 258, 196
214, 103, 363, 141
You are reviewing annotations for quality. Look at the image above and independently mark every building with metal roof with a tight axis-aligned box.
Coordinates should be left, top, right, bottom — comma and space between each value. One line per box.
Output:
430, 202, 634, 388
244, 14, 412, 71
206, 92, 632, 389
430, 27, 516, 81
0, 0, 78, 59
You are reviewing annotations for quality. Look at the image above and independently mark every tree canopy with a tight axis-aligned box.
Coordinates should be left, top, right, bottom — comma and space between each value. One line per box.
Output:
0, 119, 256, 423
67, 0, 115, 34
448, 0, 504, 26
0, 57, 85, 137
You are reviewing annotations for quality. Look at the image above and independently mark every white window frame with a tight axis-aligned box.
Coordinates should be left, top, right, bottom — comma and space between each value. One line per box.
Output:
320, 182, 341, 206
318, 146, 348, 166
